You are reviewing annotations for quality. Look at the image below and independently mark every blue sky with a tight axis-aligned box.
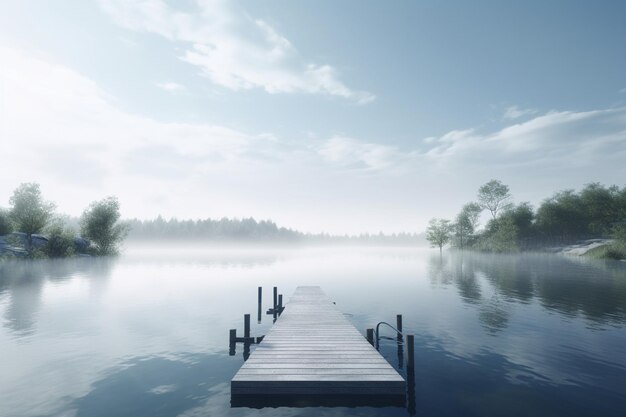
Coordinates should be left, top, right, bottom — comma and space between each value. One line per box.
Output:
1, 1, 625, 233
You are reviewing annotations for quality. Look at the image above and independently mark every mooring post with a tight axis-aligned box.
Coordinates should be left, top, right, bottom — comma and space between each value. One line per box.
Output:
407, 333, 416, 415
273, 286, 278, 311
243, 340, 251, 362
278, 294, 283, 312
366, 328, 374, 346
257, 286, 262, 323
407, 334, 415, 368
244, 314, 250, 339
229, 329, 236, 356
397, 320, 404, 369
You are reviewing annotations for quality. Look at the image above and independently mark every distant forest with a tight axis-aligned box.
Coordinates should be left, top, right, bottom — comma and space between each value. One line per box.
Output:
126, 216, 425, 245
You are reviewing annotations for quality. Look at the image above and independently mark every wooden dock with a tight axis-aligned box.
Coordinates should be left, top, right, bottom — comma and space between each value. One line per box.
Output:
231, 286, 405, 405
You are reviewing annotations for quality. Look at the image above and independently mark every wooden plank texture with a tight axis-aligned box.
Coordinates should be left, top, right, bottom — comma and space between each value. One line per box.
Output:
231, 286, 405, 396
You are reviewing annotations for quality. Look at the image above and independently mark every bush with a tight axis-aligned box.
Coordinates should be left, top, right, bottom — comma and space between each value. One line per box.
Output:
45, 225, 76, 258
586, 244, 626, 260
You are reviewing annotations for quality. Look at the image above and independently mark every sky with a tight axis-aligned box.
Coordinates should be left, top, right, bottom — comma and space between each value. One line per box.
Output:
0, 0, 625, 234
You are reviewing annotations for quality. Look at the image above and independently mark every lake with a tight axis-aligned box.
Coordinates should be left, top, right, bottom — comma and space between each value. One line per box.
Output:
1, 246, 625, 417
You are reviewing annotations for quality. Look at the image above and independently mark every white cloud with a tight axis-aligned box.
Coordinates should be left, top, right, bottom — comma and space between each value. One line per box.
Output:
503, 105, 537, 120
99, 0, 374, 103
0, 47, 281, 213
1, 46, 625, 234
156, 81, 185, 93
426, 108, 626, 169
316, 136, 413, 172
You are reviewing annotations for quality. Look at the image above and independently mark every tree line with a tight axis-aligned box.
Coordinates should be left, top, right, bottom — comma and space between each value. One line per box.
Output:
0, 183, 128, 258
426, 180, 626, 259
127, 216, 424, 244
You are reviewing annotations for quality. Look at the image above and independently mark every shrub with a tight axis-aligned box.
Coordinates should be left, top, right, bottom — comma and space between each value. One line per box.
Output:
45, 225, 76, 258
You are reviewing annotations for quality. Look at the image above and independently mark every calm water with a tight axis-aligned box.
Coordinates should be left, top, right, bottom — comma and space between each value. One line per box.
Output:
1, 246, 625, 417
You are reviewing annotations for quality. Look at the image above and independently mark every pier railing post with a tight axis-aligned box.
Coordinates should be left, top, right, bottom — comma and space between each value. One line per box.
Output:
278, 294, 283, 313
243, 340, 250, 362
257, 287, 262, 323
406, 333, 416, 415
273, 286, 278, 311
272, 286, 278, 322
244, 314, 250, 339
396, 314, 404, 368
396, 315, 403, 339
407, 334, 414, 368
229, 329, 236, 355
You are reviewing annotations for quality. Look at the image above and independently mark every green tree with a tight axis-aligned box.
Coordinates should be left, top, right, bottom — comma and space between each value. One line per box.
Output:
478, 179, 512, 219
535, 190, 588, 243
80, 197, 129, 255
506, 202, 535, 249
453, 202, 482, 249
9, 183, 55, 250
580, 183, 622, 236
0, 208, 13, 235
426, 218, 452, 254
478, 216, 519, 253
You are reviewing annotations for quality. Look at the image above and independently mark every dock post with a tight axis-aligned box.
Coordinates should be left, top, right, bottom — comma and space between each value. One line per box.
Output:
244, 314, 250, 339
407, 334, 415, 368
257, 287, 262, 323
272, 286, 278, 322
229, 329, 236, 356
273, 286, 278, 311
243, 340, 251, 362
396, 314, 404, 368
406, 333, 416, 415
278, 294, 283, 312
366, 328, 374, 346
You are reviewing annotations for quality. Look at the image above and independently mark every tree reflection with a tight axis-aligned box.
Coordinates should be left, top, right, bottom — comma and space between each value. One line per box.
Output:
0, 258, 114, 334
478, 294, 511, 334
431, 251, 626, 329
451, 254, 482, 304
428, 255, 453, 287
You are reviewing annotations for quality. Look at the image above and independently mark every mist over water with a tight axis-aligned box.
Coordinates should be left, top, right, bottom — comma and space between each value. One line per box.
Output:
1, 245, 625, 417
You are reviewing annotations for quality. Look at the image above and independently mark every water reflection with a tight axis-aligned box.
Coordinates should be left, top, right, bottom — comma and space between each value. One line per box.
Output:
477, 295, 510, 335
72, 353, 239, 417
0, 247, 625, 417
123, 244, 286, 269
402, 332, 626, 417
431, 252, 626, 328
452, 256, 482, 304
0, 258, 114, 335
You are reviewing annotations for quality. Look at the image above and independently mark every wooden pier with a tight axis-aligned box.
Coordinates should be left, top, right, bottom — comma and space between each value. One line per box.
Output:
231, 286, 405, 405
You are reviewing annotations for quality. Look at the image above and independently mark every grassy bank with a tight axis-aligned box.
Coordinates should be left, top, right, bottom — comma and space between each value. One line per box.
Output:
585, 243, 626, 260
